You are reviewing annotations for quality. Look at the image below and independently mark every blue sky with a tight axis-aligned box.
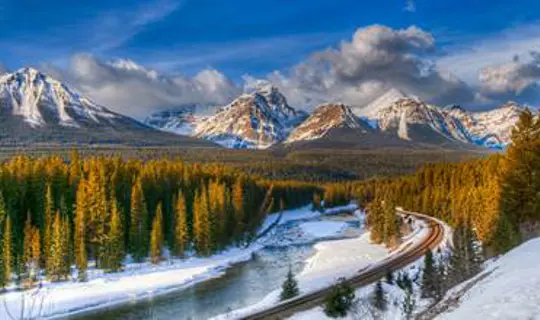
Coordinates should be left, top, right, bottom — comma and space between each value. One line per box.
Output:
1, 0, 538, 78
2, 0, 540, 116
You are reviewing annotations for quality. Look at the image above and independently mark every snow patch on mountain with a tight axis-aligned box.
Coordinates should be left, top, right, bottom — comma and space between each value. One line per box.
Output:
0, 68, 118, 128
447, 102, 525, 148
286, 103, 369, 143
196, 86, 306, 149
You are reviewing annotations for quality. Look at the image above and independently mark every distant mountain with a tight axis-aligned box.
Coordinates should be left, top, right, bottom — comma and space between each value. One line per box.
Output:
194, 85, 307, 149
446, 102, 525, 149
135, 82, 530, 150
144, 104, 214, 136
0, 68, 217, 147
286, 103, 372, 143
355, 95, 472, 148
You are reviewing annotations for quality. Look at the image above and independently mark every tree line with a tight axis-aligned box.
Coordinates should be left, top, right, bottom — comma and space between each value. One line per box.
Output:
0, 153, 319, 287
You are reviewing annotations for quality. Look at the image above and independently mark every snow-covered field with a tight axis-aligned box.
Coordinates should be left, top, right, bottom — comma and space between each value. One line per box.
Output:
0, 204, 357, 319
440, 237, 540, 319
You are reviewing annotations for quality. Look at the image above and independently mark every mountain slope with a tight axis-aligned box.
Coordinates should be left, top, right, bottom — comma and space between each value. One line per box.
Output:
286, 103, 372, 143
441, 237, 540, 319
358, 96, 474, 147
0, 68, 217, 147
446, 102, 524, 148
195, 86, 306, 149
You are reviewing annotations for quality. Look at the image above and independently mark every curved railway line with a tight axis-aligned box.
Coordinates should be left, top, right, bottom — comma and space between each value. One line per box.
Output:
242, 210, 445, 320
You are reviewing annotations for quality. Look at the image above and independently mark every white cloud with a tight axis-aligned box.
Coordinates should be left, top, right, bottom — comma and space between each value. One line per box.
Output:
437, 23, 540, 84
404, 0, 416, 13
55, 54, 240, 119
253, 25, 475, 109
478, 52, 540, 103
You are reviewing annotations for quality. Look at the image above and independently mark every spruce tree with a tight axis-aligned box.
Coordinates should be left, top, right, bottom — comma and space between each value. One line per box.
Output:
107, 199, 124, 272
75, 180, 88, 281
324, 278, 355, 318
150, 203, 164, 264
421, 249, 436, 299
3, 216, 13, 286
174, 191, 188, 257
46, 211, 63, 281
280, 266, 300, 301
130, 178, 149, 262
372, 280, 387, 311
402, 287, 415, 320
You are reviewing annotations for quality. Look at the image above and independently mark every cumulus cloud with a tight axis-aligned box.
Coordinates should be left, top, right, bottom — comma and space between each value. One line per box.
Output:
0, 63, 7, 75
255, 25, 475, 109
57, 54, 240, 119
479, 52, 540, 103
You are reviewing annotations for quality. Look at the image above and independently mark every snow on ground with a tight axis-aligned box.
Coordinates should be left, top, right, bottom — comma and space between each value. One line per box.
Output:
0, 203, 357, 319
439, 237, 540, 320
215, 208, 436, 320
299, 221, 348, 238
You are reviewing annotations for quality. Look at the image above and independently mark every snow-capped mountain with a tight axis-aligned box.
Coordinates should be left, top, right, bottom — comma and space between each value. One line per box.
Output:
195, 86, 307, 149
144, 104, 214, 136
0, 68, 216, 146
0, 67, 120, 128
286, 103, 371, 143
353, 88, 408, 119
446, 102, 524, 148
358, 95, 473, 145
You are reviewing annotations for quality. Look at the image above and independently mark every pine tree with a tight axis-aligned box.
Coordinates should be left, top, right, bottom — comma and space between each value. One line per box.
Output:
75, 180, 88, 281
23, 214, 40, 283
174, 191, 188, 257
130, 178, 149, 262
421, 249, 436, 299
232, 180, 245, 242
385, 270, 394, 284
150, 203, 164, 264
372, 280, 387, 311
3, 216, 13, 286
47, 211, 66, 281
106, 199, 124, 272
193, 189, 212, 256
280, 266, 300, 301
324, 278, 356, 318
402, 287, 415, 320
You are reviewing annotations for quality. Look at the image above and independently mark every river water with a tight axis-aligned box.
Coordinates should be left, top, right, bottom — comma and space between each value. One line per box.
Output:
72, 214, 362, 320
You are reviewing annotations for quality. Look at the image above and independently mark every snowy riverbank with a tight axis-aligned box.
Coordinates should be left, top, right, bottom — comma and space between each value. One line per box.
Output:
219, 211, 437, 320
0, 203, 357, 319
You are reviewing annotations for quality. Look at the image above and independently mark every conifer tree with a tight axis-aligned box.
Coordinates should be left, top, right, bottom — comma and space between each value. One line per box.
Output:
130, 178, 149, 262
106, 199, 124, 272
23, 214, 40, 283
174, 191, 188, 257
421, 249, 436, 299
324, 278, 355, 318
193, 189, 212, 255
280, 266, 300, 301
47, 211, 65, 281
232, 180, 245, 241
402, 287, 415, 320
372, 280, 387, 311
150, 203, 164, 264
43, 183, 54, 263
75, 180, 88, 281
3, 216, 13, 286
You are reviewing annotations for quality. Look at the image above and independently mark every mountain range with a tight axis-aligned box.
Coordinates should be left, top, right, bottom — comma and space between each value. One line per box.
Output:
145, 86, 526, 150
0, 68, 528, 150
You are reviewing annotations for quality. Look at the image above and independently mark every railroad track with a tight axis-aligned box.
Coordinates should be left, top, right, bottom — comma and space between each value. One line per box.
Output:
242, 211, 445, 320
